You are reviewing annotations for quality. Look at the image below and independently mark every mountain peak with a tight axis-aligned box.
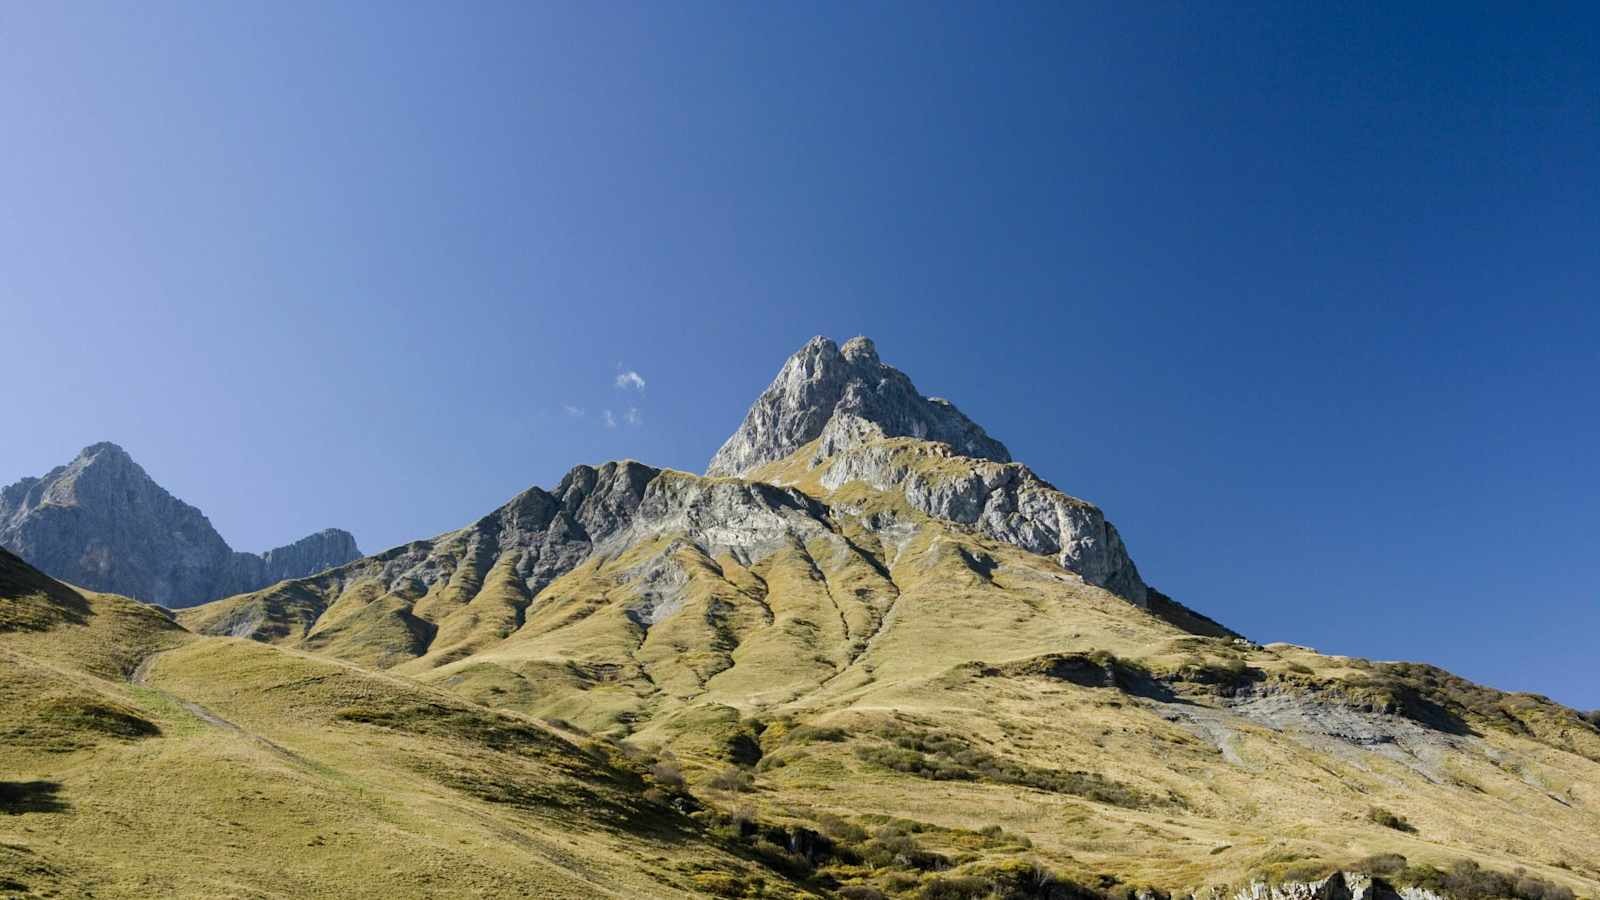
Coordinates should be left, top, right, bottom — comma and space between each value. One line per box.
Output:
60, 441, 139, 477
839, 334, 878, 363
79, 440, 130, 459
706, 335, 1010, 477
0, 443, 361, 607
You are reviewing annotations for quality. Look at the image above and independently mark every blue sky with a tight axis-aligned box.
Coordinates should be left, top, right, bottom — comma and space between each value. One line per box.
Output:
3, 3, 1596, 706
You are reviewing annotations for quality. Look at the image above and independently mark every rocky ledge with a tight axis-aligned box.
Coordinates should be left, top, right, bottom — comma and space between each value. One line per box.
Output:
818, 438, 1149, 605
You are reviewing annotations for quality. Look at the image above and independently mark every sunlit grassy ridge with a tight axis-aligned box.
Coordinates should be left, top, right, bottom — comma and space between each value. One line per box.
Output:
0, 551, 829, 898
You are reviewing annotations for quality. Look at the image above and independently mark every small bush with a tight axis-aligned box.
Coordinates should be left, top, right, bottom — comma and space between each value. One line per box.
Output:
651, 759, 685, 789
1366, 807, 1416, 833
1354, 853, 1408, 876
838, 887, 887, 900
976, 824, 1032, 848
709, 767, 756, 793
883, 872, 922, 892
787, 724, 849, 743
690, 872, 746, 897
916, 861, 1100, 900
817, 812, 869, 843
1398, 860, 1574, 900
751, 838, 812, 876
856, 825, 948, 871
921, 875, 992, 899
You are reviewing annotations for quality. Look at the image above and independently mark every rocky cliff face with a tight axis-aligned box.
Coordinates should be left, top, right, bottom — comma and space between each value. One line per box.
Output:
707, 336, 1010, 477
191, 335, 1217, 665
1226, 872, 1446, 900
0, 442, 360, 607
181, 459, 851, 667
709, 336, 1154, 605
817, 438, 1151, 605
254, 528, 362, 585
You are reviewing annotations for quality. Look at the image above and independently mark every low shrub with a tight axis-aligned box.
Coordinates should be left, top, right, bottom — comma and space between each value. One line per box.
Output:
919, 860, 1106, 900
709, 767, 756, 793
817, 812, 869, 843
1366, 807, 1416, 833
856, 825, 948, 871
690, 872, 746, 897
1354, 853, 1408, 876
855, 724, 1153, 808
976, 824, 1032, 848
787, 724, 849, 743
921, 875, 992, 899
1399, 860, 1574, 900
651, 758, 685, 789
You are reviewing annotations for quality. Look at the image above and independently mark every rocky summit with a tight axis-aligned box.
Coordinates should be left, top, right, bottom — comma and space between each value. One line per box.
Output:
707, 335, 1011, 477
0, 442, 360, 607
2, 338, 1598, 900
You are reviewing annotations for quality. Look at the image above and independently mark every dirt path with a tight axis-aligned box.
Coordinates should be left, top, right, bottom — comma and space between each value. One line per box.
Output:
130, 649, 312, 766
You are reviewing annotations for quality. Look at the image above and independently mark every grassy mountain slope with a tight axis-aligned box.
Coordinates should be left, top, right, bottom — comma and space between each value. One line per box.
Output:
165, 439, 1600, 898
0, 549, 831, 899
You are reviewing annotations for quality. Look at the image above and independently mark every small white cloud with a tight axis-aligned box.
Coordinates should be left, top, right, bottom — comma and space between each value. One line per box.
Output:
562, 404, 585, 417
602, 409, 618, 429
614, 370, 646, 391
625, 407, 642, 426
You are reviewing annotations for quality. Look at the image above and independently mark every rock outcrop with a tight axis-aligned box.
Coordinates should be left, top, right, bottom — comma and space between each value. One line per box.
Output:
705, 336, 1159, 605
191, 335, 1226, 656
253, 528, 363, 587
1228, 872, 1445, 900
0, 442, 360, 607
817, 438, 1150, 604
707, 336, 1010, 477
186, 460, 844, 654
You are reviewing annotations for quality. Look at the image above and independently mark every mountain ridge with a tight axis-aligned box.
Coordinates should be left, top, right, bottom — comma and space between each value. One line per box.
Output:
0, 441, 361, 608
8, 337, 1600, 899
181, 336, 1200, 673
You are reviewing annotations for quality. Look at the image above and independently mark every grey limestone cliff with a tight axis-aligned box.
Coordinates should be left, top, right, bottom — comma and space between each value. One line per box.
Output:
817, 439, 1150, 605
706, 335, 1010, 477
0, 442, 360, 607
706, 335, 1156, 606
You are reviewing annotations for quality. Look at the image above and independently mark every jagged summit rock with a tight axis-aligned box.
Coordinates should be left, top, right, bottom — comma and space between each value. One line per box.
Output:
706, 335, 1011, 477
0, 442, 360, 607
702, 335, 1161, 606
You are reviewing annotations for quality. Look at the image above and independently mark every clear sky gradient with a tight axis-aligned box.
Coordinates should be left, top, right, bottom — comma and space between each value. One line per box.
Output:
4, 4, 1596, 706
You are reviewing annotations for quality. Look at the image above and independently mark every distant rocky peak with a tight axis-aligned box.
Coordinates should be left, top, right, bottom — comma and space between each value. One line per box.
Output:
0, 442, 362, 607
706, 335, 1010, 477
